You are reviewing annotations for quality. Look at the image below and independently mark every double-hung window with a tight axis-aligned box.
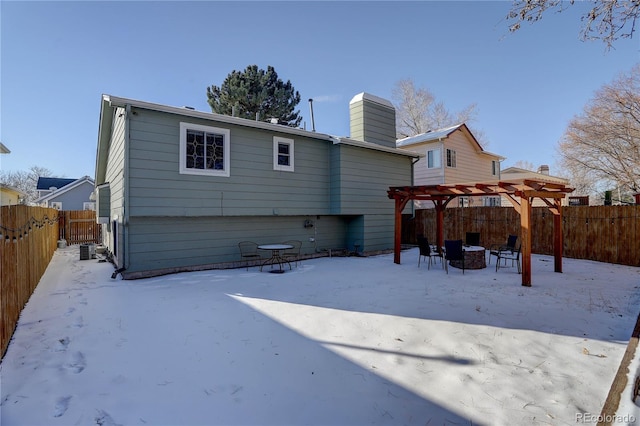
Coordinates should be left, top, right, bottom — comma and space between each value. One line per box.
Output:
273, 136, 294, 172
446, 149, 457, 168
427, 149, 441, 169
179, 122, 230, 177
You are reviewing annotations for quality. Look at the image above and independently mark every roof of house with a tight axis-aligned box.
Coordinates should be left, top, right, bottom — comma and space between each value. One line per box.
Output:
396, 123, 505, 160
501, 167, 568, 185
0, 143, 10, 154
35, 176, 94, 203
0, 183, 26, 196
37, 177, 77, 191
97, 94, 419, 183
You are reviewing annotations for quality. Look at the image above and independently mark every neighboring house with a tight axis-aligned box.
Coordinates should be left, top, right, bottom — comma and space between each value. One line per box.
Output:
0, 184, 26, 206
95, 92, 418, 279
500, 165, 570, 207
396, 123, 505, 208
35, 176, 96, 210
0, 142, 10, 154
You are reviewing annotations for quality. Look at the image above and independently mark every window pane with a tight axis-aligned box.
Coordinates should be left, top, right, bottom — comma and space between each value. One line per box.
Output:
278, 143, 290, 166
187, 130, 204, 169
205, 133, 225, 170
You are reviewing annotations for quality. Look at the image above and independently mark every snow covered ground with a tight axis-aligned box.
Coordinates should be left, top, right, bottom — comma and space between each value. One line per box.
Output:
1, 245, 639, 425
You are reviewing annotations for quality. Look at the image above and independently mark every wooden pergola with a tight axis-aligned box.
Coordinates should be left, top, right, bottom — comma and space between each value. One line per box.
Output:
388, 178, 574, 286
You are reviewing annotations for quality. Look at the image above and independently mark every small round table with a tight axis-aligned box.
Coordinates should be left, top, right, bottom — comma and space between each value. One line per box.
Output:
258, 244, 294, 273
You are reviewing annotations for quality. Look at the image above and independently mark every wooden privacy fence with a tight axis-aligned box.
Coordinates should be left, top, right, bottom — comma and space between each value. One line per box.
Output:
59, 210, 101, 245
1, 205, 59, 359
403, 205, 640, 267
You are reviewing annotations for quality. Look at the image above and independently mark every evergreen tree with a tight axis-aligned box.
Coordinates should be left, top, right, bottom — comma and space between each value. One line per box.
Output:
206, 65, 302, 127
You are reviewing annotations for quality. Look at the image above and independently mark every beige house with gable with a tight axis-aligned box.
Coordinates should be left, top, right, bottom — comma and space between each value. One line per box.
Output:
396, 123, 505, 208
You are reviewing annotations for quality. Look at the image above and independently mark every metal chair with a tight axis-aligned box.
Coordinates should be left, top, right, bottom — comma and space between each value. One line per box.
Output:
417, 236, 443, 269
238, 241, 263, 271
281, 240, 302, 267
444, 239, 465, 274
495, 244, 521, 273
489, 235, 518, 265
465, 232, 480, 247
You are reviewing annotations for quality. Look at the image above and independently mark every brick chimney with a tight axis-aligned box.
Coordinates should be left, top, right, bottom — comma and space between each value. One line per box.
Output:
349, 93, 396, 148
537, 165, 550, 175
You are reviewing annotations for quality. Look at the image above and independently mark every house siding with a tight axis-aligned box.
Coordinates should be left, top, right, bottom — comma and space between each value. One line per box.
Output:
103, 107, 127, 267
124, 215, 348, 276
409, 141, 445, 185
126, 108, 332, 217
443, 131, 495, 183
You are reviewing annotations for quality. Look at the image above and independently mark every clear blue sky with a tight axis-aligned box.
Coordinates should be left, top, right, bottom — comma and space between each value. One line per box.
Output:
1, 1, 638, 179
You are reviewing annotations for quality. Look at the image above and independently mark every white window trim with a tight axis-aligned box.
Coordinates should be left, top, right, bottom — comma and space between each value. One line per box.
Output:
273, 136, 294, 172
83, 202, 96, 211
50, 201, 62, 210
179, 122, 230, 177
427, 148, 441, 169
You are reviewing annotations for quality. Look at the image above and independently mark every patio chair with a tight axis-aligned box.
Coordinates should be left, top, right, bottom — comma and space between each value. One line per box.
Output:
465, 232, 480, 247
495, 244, 521, 274
238, 241, 263, 271
444, 239, 465, 274
488, 234, 518, 265
282, 240, 302, 267
417, 236, 443, 269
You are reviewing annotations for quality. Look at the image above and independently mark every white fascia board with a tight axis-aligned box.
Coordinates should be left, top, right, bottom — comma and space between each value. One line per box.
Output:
102, 95, 334, 143
332, 137, 420, 157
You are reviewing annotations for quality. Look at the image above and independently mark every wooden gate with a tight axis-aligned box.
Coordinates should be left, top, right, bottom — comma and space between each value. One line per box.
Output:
58, 210, 102, 245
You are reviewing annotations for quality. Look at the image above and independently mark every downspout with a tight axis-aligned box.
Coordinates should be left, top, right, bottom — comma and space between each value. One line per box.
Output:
123, 104, 131, 275
409, 156, 421, 219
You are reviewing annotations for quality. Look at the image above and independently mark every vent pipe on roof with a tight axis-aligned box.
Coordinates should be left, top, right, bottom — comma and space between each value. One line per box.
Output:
308, 98, 316, 132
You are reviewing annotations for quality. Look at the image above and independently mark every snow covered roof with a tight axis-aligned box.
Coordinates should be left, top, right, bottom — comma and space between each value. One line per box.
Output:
396, 123, 465, 147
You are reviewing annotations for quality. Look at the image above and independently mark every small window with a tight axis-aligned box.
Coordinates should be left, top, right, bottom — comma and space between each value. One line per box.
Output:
50, 202, 62, 210
273, 137, 294, 172
446, 149, 457, 168
180, 122, 230, 177
427, 149, 441, 169
492, 160, 499, 176
485, 196, 500, 207
83, 202, 96, 211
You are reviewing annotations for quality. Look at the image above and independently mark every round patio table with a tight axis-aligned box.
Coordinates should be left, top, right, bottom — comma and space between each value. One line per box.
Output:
258, 244, 294, 273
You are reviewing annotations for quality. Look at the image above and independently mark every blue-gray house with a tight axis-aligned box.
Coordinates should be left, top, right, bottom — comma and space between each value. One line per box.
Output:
95, 92, 418, 279
35, 176, 95, 210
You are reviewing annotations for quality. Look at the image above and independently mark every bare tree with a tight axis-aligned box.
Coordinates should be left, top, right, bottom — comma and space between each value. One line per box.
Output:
507, 0, 639, 49
0, 166, 53, 205
392, 79, 485, 144
557, 64, 640, 199
511, 160, 537, 171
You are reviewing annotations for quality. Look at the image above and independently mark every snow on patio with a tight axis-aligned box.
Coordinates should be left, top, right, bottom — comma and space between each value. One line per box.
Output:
1, 246, 639, 425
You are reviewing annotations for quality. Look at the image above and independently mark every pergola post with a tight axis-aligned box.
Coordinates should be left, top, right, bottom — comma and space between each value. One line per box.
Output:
521, 196, 532, 286
435, 200, 445, 250
393, 196, 409, 264
554, 199, 563, 273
